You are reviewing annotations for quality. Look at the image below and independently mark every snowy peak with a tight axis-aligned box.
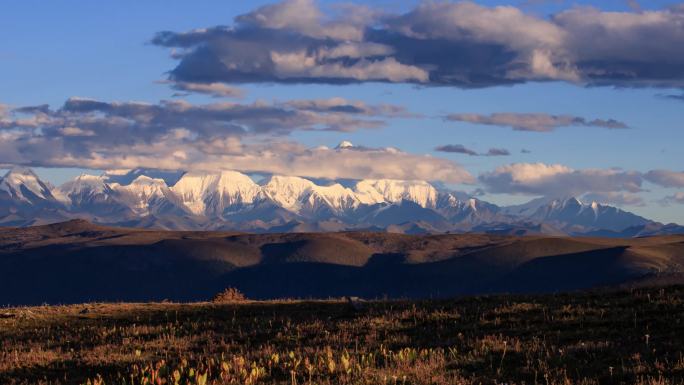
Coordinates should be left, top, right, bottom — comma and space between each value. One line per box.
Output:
54, 174, 110, 205
172, 170, 261, 216
261, 175, 316, 211
538, 196, 605, 218
115, 176, 173, 204
550, 196, 582, 210
57, 174, 108, 195
173, 170, 259, 195
304, 183, 361, 214
54, 174, 135, 218
505, 196, 579, 217
0, 167, 55, 203
125, 175, 167, 189
262, 175, 314, 191
259, 175, 364, 215
503, 196, 551, 217
435, 192, 505, 224
3, 167, 38, 179
111, 176, 174, 216
509, 196, 651, 232
353, 179, 438, 208
336, 140, 354, 149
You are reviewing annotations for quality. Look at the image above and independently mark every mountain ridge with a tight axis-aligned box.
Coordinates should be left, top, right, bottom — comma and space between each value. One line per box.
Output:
0, 166, 680, 236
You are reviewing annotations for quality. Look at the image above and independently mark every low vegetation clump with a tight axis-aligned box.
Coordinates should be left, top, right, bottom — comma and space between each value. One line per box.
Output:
1, 286, 684, 384
211, 287, 247, 303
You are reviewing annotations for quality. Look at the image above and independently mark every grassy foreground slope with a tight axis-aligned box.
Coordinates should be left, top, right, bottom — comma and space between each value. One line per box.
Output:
1, 286, 684, 384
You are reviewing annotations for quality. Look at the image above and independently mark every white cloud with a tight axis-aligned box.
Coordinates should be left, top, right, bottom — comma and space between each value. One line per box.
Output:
660, 192, 684, 205
235, 0, 368, 41
25, 138, 473, 183
582, 191, 645, 207
435, 144, 478, 156
270, 51, 428, 82
318, 42, 394, 60
58, 127, 95, 137
644, 170, 684, 188
284, 97, 413, 117
445, 113, 628, 132
168, 81, 244, 98
479, 162, 643, 197
153, 1, 684, 88
435, 144, 510, 156
0, 97, 470, 183
388, 1, 572, 81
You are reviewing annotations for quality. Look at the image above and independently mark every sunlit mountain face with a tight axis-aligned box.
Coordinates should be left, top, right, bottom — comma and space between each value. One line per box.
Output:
3, 166, 680, 237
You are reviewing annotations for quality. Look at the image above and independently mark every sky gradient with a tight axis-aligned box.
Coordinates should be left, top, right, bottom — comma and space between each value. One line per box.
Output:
1, 0, 683, 223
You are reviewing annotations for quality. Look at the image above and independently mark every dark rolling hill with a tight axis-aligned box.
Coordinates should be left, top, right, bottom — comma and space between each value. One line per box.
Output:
1, 219, 684, 305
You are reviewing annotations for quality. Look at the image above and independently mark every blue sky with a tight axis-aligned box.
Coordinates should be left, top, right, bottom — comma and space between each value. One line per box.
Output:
1, 0, 683, 223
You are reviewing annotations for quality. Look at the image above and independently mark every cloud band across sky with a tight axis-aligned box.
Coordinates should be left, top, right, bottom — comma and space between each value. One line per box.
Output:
444, 113, 628, 132
0, 95, 680, 205
478, 163, 684, 206
153, 0, 684, 89
435, 144, 511, 156
0, 97, 471, 183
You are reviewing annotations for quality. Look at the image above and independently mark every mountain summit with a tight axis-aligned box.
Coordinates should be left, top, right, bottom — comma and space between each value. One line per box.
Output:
0, 167, 56, 204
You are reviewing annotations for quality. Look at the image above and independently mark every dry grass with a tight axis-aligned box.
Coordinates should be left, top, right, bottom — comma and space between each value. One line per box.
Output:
1, 287, 684, 384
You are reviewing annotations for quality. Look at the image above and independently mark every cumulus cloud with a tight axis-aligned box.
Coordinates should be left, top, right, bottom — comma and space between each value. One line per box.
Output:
168, 81, 245, 98
152, 0, 684, 88
479, 162, 643, 197
234, 0, 372, 41
58, 127, 96, 137
435, 144, 510, 156
435, 144, 478, 156
485, 148, 510, 156
552, 6, 684, 88
152, 0, 426, 85
283, 97, 414, 117
644, 170, 684, 188
0, 98, 471, 183
582, 191, 645, 207
445, 113, 629, 132
660, 192, 684, 205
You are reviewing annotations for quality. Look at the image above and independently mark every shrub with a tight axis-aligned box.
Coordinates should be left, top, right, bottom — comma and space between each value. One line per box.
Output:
211, 287, 247, 303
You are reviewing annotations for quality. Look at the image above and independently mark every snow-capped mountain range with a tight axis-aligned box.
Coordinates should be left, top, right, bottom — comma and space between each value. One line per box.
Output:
0, 167, 680, 237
